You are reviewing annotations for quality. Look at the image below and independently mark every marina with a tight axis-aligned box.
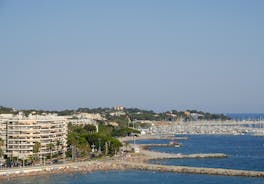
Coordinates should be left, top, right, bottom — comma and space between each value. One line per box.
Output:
150, 120, 264, 136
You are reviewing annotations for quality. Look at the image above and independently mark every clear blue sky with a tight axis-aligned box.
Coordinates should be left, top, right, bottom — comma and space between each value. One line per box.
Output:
0, 0, 263, 113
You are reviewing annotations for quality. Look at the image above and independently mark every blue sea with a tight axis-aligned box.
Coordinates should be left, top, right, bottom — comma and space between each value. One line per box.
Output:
2, 170, 264, 184
145, 135, 264, 171
3, 135, 264, 184
226, 113, 264, 121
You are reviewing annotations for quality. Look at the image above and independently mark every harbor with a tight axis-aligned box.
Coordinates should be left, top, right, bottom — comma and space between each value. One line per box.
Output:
1, 135, 264, 180
149, 120, 264, 136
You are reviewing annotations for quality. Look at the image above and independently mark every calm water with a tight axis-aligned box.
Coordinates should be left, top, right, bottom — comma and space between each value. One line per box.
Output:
2, 170, 264, 184
2, 135, 264, 184
138, 135, 264, 171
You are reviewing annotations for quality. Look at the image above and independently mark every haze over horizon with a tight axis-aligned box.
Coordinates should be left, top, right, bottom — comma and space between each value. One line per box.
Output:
0, 1, 263, 113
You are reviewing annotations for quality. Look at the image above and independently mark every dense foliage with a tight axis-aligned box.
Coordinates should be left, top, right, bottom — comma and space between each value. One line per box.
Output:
0, 106, 15, 114
67, 124, 122, 157
112, 127, 140, 137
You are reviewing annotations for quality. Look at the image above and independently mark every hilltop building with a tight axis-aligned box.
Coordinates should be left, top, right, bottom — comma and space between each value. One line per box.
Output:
114, 106, 125, 111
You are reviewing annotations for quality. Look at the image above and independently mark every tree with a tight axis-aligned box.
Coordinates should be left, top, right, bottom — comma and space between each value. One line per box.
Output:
76, 137, 91, 157
0, 138, 4, 158
33, 142, 41, 162
98, 124, 113, 136
85, 133, 122, 156
67, 128, 91, 158
67, 124, 123, 158
56, 140, 61, 152
47, 143, 55, 159
84, 124, 97, 133
108, 137, 122, 155
112, 128, 140, 137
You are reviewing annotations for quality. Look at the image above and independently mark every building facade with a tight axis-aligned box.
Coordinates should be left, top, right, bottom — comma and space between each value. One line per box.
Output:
0, 114, 67, 160
68, 118, 99, 132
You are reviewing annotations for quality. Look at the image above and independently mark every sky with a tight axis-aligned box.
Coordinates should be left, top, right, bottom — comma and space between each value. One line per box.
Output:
0, 0, 263, 113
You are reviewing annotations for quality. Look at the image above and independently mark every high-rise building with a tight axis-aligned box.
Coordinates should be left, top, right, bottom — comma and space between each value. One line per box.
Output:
0, 114, 67, 160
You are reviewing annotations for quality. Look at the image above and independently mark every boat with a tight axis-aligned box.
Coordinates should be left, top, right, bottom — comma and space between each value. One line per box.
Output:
169, 141, 182, 147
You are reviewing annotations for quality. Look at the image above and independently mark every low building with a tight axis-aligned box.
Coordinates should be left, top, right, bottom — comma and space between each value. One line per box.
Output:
110, 111, 126, 117
107, 121, 119, 127
68, 118, 98, 132
74, 113, 105, 121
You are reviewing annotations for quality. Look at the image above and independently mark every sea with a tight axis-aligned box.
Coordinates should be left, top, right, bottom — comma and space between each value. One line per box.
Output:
2, 114, 264, 184
225, 113, 264, 121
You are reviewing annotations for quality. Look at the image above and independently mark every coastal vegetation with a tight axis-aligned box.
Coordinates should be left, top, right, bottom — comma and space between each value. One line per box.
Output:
0, 105, 231, 163
112, 127, 140, 137
0, 106, 15, 114
67, 124, 122, 158
0, 105, 231, 121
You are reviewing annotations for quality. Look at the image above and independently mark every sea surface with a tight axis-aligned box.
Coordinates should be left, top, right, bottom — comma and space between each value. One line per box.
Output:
2, 170, 264, 184
226, 113, 264, 121
144, 135, 264, 172
3, 135, 264, 184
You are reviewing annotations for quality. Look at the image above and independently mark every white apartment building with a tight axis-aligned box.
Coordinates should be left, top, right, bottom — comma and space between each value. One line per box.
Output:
0, 114, 67, 160
75, 113, 105, 121
68, 118, 99, 132
0, 114, 13, 157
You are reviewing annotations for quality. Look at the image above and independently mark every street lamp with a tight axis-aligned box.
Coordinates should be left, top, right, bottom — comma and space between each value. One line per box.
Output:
98, 138, 101, 154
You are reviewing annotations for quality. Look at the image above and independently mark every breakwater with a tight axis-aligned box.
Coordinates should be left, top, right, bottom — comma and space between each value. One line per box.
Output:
122, 162, 264, 178
141, 144, 181, 149
139, 149, 227, 160
1, 159, 264, 180
1, 136, 263, 180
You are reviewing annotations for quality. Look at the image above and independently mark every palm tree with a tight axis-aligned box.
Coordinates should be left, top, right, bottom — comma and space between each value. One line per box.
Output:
47, 143, 55, 159
33, 142, 41, 162
56, 140, 63, 158
0, 138, 4, 158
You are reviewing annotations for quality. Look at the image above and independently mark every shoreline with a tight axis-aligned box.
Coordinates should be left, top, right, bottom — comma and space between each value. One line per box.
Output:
0, 161, 128, 181
2, 155, 264, 180
1, 135, 264, 180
